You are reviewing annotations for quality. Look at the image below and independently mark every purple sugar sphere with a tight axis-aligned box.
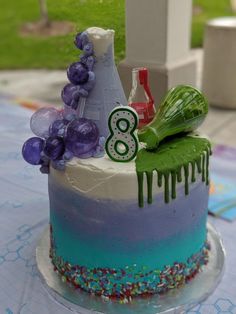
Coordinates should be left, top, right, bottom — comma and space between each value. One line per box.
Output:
83, 42, 93, 56
49, 119, 69, 137
22, 137, 44, 165
61, 84, 80, 107
30, 107, 62, 138
44, 136, 65, 161
67, 62, 89, 85
65, 118, 99, 157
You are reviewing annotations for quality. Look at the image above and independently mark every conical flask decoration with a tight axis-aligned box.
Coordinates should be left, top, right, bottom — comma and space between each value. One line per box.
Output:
81, 27, 127, 138
138, 85, 208, 150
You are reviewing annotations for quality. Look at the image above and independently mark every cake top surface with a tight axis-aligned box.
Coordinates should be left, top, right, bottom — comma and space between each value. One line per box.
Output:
67, 153, 135, 173
50, 153, 137, 201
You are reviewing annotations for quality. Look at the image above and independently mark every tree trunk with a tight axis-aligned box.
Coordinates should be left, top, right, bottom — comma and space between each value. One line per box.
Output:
38, 0, 50, 27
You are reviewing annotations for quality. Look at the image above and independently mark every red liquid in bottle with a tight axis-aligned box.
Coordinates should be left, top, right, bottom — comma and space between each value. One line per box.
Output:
128, 68, 155, 129
130, 102, 155, 128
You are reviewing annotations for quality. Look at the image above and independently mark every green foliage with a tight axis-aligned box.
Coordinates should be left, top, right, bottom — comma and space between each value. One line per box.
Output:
0, 0, 235, 68
0, 0, 125, 69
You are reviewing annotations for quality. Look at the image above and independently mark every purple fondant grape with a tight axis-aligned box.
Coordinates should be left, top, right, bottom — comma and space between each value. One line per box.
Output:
80, 55, 95, 71
30, 107, 62, 138
74, 32, 83, 50
65, 118, 99, 157
52, 159, 66, 171
67, 62, 89, 85
40, 151, 50, 164
74, 32, 88, 50
22, 137, 44, 165
81, 71, 96, 92
49, 119, 69, 137
86, 56, 95, 71
83, 42, 93, 56
43, 136, 65, 161
61, 84, 80, 107
40, 165, 50, 174
63, 150, 74, 161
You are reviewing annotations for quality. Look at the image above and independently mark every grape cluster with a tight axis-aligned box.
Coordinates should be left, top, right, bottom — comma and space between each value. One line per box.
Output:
61, 31, 96, 110
22, 31, 104, 174
22, 107, 105, 174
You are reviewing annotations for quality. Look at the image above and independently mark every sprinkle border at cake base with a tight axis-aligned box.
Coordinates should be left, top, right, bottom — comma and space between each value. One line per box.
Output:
49, 225, 211, 302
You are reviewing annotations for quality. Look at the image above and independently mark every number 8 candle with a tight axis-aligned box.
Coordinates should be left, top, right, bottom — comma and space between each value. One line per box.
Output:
105, 107, 139, 162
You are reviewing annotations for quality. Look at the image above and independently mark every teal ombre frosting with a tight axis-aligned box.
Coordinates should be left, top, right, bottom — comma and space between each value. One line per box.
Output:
49, 174, 209, 270
51, 211, 207, 270
50, 224, 210, 298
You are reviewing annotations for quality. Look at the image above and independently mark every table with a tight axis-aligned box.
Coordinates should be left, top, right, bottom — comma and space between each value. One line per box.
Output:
0, 99, 235, 314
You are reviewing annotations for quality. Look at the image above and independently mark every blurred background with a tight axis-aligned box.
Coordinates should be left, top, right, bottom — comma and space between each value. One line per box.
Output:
1, 4, 236, 311
0, 0, 235, 69
1, 0, 236, 147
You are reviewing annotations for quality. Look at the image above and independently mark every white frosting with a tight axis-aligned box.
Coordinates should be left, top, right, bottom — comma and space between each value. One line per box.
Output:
86, 27, 114, 57
50, 155, 141, 200
49, 155, 205, 201
50, 124, 208, 201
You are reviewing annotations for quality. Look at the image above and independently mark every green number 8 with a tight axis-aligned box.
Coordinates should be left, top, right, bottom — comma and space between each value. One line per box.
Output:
105, 107, 139, 162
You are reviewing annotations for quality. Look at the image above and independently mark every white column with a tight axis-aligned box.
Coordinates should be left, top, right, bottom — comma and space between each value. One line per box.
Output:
118, 0, 197, 106
202, 18, 236, 109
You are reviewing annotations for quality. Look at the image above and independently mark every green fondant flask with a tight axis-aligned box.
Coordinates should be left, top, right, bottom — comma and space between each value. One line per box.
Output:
138, 85, 208, 150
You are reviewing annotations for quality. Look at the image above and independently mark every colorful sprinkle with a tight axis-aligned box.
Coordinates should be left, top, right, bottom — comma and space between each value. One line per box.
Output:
50, 225, 210, 301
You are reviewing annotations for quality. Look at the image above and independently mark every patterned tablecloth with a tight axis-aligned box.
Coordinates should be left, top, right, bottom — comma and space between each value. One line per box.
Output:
0, 98, 236, 314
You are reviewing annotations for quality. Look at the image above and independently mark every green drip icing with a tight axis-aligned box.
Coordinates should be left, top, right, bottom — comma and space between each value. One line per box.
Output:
177, 169, 182, 183
191, 162, 196, 182
146, 172, 153, 204
202, 153, 206, 182
171, 172, 177, 199
206, 149, 210, 185
158, 173, 163, 187
137, 172, 144, 208
184, 164, 189, 195
164, 173, 170, 203
196, 158, 202, 173
135, 136, 211, 207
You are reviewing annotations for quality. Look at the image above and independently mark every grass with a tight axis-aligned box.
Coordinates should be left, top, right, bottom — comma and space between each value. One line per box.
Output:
0, 0, 235, 69
0, 0, 125, 69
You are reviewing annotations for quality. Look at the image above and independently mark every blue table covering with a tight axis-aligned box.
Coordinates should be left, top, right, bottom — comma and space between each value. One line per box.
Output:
0, 100, 236, 314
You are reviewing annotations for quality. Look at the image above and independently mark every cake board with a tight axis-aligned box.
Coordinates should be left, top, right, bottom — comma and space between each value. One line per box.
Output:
36, 223, 225, 314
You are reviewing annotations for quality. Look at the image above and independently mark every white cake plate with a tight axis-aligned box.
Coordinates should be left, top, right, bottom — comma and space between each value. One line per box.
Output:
36, 223, 225, 314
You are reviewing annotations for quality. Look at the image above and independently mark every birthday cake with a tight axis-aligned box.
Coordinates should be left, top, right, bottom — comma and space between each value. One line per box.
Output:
22, 27, 211, 302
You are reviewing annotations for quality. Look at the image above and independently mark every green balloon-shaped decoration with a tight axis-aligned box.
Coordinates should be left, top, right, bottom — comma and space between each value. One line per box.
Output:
138, 85, 208, 150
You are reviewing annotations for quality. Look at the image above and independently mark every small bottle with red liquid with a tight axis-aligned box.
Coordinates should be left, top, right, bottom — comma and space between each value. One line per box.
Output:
128, 67, 156, 129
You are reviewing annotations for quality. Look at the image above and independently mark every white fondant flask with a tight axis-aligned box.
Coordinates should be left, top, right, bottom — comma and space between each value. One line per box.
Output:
82, 27, 127, 138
